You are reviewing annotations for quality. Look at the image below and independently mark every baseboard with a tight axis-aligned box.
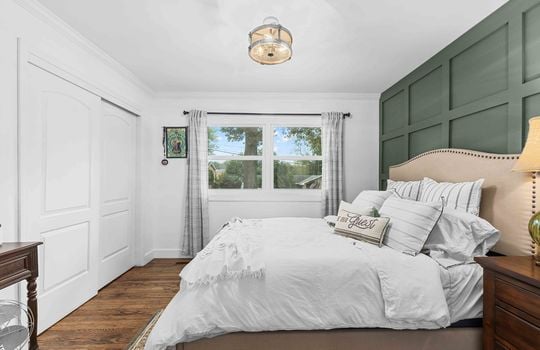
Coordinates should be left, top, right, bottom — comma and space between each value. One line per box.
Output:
140, 249, 155, 265
148, 249, 192, 259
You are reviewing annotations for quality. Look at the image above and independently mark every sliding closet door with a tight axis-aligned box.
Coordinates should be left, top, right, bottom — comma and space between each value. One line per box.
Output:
19, 65, 101, 332
0, 29, 18, 249
98, 101, 136, 288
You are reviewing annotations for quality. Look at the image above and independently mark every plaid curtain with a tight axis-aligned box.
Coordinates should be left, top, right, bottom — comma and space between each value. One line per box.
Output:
321, 112, 344, 216
181, 110, 210, 256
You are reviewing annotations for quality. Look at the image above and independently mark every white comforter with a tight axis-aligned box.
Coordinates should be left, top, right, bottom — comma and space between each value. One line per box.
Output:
145, 217, 462, 350
180, 218, 265, 289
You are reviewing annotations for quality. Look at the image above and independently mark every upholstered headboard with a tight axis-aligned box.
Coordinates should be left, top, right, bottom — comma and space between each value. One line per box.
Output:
389, 149, 534, 256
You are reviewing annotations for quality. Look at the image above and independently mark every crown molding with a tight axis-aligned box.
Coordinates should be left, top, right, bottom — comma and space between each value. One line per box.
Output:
11, 0, 383, 101
154, 91, 380, 101
14, 0, 154, 96
26, 50, 144, 115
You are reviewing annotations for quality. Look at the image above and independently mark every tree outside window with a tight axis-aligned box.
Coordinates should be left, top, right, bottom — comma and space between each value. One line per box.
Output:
208, 124, 322, 190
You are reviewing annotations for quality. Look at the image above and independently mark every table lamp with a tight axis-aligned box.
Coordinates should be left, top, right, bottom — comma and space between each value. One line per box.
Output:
513, 116, 540, 265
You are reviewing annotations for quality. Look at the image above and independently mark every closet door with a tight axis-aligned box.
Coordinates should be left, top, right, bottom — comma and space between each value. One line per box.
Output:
0, 29, 18, 248
19, 65, 101, 332
98, 101, 136, 288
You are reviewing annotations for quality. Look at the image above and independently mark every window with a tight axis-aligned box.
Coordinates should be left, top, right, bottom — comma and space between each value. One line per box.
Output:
273, 127, 322, 189
208, 127, 263, 189
207, 118, 322, 193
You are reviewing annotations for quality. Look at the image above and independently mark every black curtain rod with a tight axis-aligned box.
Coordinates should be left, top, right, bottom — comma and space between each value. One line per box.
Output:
182, 111, 351, 118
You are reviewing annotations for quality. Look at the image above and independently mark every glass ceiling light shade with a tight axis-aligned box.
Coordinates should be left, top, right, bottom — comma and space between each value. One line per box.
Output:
248, 16, 292, 65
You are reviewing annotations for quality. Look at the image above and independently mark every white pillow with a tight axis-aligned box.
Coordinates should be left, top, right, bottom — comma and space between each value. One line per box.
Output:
420, 177, 484, 216
352, 190, 393, 210
324, 215, 338, 227
380, 196, 443, 255
424, 207, 500, 267
386, 179, 422, 200
334, 201, 390, 247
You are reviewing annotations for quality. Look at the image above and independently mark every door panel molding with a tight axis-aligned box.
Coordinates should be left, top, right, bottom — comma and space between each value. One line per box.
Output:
41, 221, 90, 292
19, 64, 101, 333
41, 90, 92, 213
98, 101, 136, 288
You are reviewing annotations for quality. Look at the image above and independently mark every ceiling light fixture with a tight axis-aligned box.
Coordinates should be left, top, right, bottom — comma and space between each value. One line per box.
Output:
248, 16, 292, 65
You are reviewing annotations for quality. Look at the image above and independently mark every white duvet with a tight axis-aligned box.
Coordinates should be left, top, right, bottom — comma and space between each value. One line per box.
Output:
145, 217, 478, 350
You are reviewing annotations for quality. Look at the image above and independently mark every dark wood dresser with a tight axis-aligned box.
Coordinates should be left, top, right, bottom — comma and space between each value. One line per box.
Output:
475, 256, 540, 350
0, 242, 42, 350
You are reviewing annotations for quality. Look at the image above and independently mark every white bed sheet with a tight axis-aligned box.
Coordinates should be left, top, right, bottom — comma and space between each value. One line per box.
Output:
145, 218, 483, 350
439, 263, 483, 323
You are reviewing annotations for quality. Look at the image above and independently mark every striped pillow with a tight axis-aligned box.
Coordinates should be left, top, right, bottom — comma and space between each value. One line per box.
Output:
334, 201, 390, 247
352, 190, 393, 210
419, 177, 484, 216
386, 179, 422, 200
380, 196, 443, 255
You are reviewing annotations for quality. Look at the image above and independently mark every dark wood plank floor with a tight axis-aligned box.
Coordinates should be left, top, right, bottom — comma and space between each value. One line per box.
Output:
38, 259, 186, 350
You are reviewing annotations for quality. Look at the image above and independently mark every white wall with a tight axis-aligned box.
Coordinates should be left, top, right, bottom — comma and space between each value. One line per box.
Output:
0, 1, 380, 293
141, 93, 379, 260
0, 0, 151, 301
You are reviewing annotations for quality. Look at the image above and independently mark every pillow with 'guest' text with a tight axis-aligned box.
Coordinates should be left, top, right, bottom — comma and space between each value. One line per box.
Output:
334, 201, 390, 247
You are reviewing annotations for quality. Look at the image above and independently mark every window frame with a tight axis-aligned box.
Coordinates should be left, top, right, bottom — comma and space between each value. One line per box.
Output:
208, 115, 322, 202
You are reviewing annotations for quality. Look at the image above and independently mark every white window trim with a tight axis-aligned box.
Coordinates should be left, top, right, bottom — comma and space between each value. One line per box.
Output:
208, 115, 322, 202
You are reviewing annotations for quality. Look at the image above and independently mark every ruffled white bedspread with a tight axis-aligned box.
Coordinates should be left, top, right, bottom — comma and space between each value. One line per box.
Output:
180, 218, 265, 289
145, 217, 466, 350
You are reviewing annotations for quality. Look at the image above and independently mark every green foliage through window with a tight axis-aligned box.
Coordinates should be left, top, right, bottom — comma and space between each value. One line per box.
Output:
209, 160, 262, 189
274, 160, 322, 189
208, 124, 322, 190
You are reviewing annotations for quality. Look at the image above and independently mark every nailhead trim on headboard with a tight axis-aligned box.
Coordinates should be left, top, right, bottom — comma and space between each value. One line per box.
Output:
388, 148, 519, 169
533, 172, 537, 256
389, 148, 534, 254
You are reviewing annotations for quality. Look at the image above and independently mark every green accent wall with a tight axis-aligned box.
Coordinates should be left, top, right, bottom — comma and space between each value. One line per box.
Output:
379, 0, 540, 187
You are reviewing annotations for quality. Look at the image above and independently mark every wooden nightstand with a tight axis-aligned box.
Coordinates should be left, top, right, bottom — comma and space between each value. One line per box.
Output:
475, 256, 540, 350
0, 242, 42, 350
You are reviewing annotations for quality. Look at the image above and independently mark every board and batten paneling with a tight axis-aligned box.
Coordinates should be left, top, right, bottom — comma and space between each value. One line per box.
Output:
379, 0, 540, 187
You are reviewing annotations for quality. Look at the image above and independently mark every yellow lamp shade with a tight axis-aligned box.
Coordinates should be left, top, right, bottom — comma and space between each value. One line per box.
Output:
248, 17, 292, 65
513, 116, 540, 172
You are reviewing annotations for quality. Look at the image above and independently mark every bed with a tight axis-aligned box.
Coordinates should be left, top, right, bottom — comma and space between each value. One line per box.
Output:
146, 149, 534, 350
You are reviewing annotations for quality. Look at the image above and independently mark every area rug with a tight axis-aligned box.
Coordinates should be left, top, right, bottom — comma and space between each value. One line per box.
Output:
126, 309, 163, 350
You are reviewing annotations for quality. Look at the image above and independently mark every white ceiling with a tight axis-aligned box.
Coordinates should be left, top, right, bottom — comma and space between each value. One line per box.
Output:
38, 0, 508, 94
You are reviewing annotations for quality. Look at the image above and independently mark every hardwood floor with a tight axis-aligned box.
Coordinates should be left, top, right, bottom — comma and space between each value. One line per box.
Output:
38, 259, 186, 350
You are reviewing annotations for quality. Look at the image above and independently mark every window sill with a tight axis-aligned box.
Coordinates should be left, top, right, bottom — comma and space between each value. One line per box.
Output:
208, 190, 322, 203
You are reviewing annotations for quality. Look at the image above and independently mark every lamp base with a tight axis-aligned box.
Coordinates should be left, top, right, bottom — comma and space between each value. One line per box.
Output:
529, 211, 540, 266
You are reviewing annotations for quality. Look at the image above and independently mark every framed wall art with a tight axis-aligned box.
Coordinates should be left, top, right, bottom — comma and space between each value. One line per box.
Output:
163, 127, 188, 158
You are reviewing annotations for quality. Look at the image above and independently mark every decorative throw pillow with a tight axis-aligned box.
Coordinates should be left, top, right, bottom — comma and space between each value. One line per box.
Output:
424, 207, 500, 267
334, 201, 390, 247
380, 196, 443, 255
420, 177, 484, 216
351, 190, 393, 210
386, 179, 422, 200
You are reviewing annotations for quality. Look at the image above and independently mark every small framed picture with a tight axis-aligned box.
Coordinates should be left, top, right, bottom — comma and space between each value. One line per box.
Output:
163, 127, 188, 158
